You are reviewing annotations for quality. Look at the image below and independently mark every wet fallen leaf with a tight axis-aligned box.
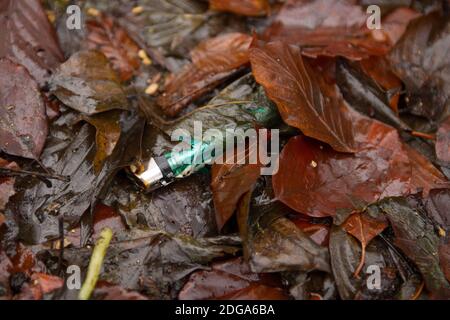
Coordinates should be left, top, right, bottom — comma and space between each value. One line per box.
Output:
379, 196, 450, 299
389, 12, 450, 122
291, 216, 330, 247
272, 118, 412, 217
50, 50, 129, 115
179, 257, 288, 300
405, 144, 450, 196
0, 0, 64, 86
0, 59, 48, 159
342, 212, 388, 277
237, 194, 331, 273
211, 137, 262, 230
86, 14, 141, 82
157, 33, 252, 116
209, 0, 270, 17
336, 58, 409, 130
250, 40, 356, 153
81, 110, 123, 172
264, 0, 390, 60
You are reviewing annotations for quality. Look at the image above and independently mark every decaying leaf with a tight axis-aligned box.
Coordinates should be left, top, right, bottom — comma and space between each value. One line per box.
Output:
237, 193, 331, 274
250, 40, 356, 153
179, 257, 288, 300
86, 14, 141, 82
40, 230, 240, 299
0, 0, 64, 86
342, 212, 388, 277
157, 33, 252, 116
50, 50, 129, 115
209, 0, 270, 17
0, 59, 48, 159
379, 196, 450, 298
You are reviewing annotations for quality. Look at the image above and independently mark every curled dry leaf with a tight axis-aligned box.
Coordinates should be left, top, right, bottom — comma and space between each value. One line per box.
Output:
86, 15, 141, 82
157, 33, 252, 116
436, 116, 450, 164
209, 0, 270, 17
0, 0, 64, 86
179, 257, 288, 300
342, 212, 388, 277
273, 112, 413, 217
0, 59, 48, 159
50, 50, 129, 115
250, 40, 356, 153
264, 0, 389, 60
0, 158, 19, 210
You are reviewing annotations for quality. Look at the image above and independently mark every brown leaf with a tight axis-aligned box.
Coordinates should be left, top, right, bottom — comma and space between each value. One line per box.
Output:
0, 59, 48, 159
372, 7, 421, 46
86, 15, 141, 82
211, 140, 262, 230
291, 216, 330, 247
178, 257, 288, 300
157, 33, 252, 116
50, 50, 129, 115
0, 0, 64, 86
30, 273, 64, 295
264, 0, 389, 60
250, 40, 356, 153
437, 116, 450, 164
209, 0, 270, 17
359, 56, 402, 113
405, 144, 450, 196
81, 110, 122, 173
272, 114, 413, 217
342, 212, 388, 277
0, 158, 19, 210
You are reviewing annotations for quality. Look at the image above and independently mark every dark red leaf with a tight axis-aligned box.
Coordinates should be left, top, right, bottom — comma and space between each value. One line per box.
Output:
0, 59, 48, 159
178, 257, 288, 300
342, 212, 388, 277
250, 40, 356, 153
0, 0, 63, 86
405, 144, 449, 196
86, 15, 141, 82
273, 114, 413, 217
264, 0, 389, 60
211, 141, 262, 230
157, 33, 252, 116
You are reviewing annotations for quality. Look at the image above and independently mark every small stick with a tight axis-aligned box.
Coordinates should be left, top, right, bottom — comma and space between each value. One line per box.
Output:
57, 215, 65, 275
78, 228, 113, 300
0, 168, 69, 182
411, 131, 436, 140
